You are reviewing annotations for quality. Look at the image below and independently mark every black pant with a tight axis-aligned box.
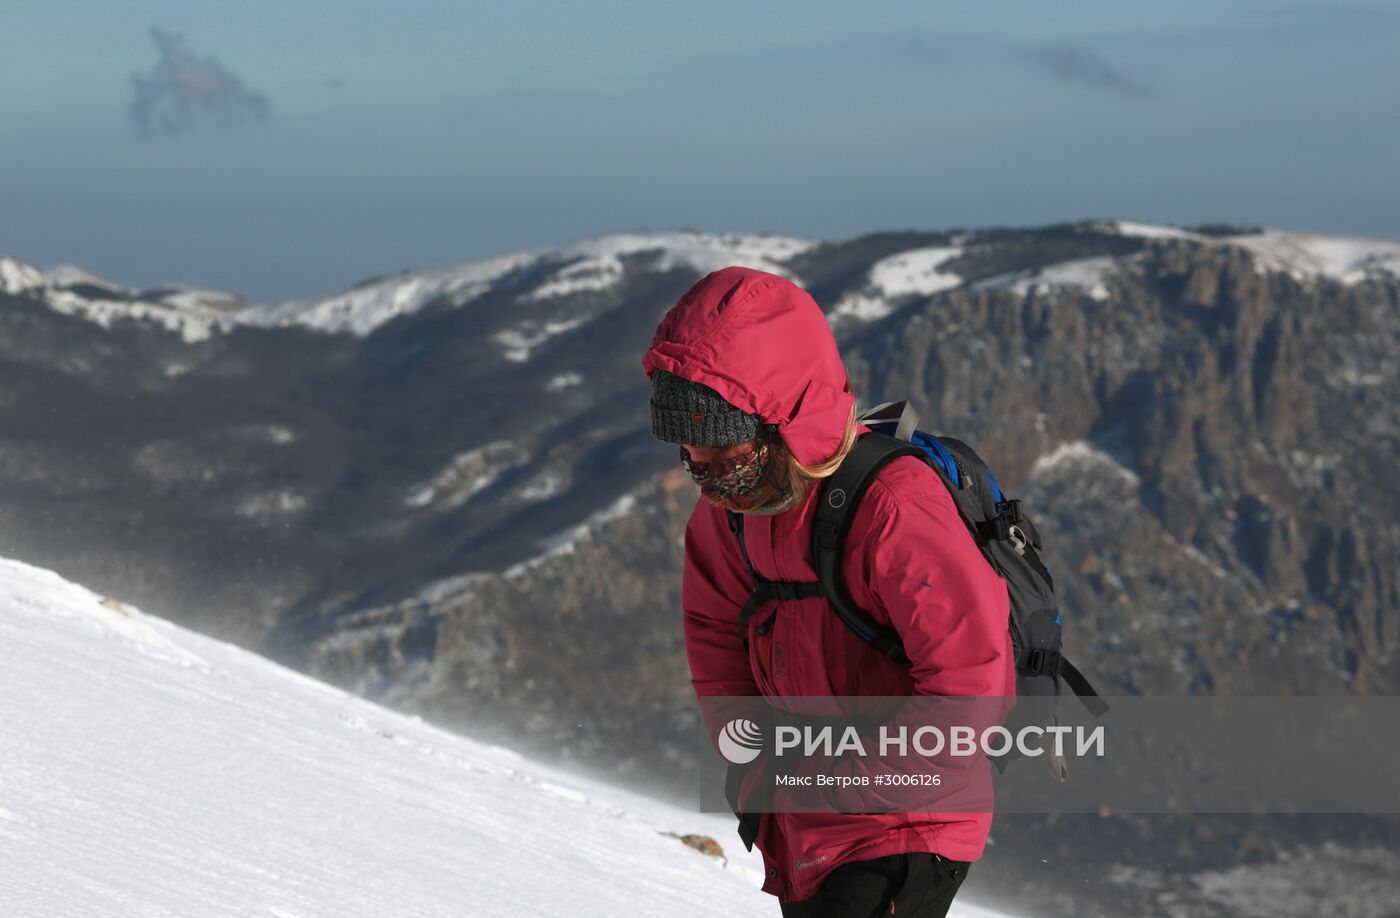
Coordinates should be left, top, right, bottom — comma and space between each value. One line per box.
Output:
779, 852, 971, 918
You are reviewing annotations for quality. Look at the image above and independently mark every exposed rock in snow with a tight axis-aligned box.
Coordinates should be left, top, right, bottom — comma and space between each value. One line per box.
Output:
264, 425, 297, 445
44, 288, 234, 343
504, 491, 639, 579
519, 469, 568, 500
235, 489, 308, 518
404, 440, 528, 511
494, 316, 589, 363
1029, 440, 1140, 487
545, 371, 585, 392
2, 257, 237, 343
522, 254, 627, 302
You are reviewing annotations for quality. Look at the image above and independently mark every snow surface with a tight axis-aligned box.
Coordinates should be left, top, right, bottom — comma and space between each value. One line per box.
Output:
1106, 221, 1400, 284
1109, 220, 1198, 241
544, 371, 584, 392
239, 251, 537, 337
43, 264, 129, 293
521, 254, 627, 302
869, 246, 965, 297
35, 288, 234, 343
1224, 231, 1400, 284
974, 257, 1119, 302
235, 488, 309, 519
1028, 440, 1140, 486
831, 246, 964, 323
494, 316, 590, 362
147, 286, 250, 314
1, 258, 237, 342
0, 555, 1021, 918
519, 231, 812, 303
1, 257, 49, 294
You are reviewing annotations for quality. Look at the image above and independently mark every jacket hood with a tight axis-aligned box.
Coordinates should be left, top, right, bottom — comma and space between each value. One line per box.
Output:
641, 267, 854, 467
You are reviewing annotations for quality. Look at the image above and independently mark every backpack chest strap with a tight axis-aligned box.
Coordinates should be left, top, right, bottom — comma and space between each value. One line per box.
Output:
726, 509, 826, 644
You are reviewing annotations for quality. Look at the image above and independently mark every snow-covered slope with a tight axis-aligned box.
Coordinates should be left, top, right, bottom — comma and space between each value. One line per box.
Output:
967, 221, 1400, 304
235, 231, 815, 336
0, 557, 1017, 918
831, 245, 964, 323
0, 256, 240, 343
1, 231, 814, 342
1110, 220, 1400, 282
0, 256, 47, 294
972, 256, 1119, 302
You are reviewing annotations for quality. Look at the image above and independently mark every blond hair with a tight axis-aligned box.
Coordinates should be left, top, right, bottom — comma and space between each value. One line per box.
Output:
742, 378, 860, 515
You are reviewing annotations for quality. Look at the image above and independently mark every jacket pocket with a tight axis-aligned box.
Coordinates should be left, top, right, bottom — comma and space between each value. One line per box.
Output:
891, 853, 970, 913
931, 852, 971, 884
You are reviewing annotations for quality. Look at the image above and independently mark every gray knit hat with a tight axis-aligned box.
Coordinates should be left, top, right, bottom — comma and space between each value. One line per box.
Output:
649, 369, 766, 446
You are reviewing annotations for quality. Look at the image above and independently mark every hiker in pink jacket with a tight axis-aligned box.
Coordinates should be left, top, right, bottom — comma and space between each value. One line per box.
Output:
642, 266, 1015, 917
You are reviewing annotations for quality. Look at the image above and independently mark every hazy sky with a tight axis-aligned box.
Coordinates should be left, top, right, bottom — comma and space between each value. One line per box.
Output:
3, 1, 1398, 301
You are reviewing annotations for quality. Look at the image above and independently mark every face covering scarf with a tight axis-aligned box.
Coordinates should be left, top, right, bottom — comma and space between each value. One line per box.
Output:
679, 440, 797, 515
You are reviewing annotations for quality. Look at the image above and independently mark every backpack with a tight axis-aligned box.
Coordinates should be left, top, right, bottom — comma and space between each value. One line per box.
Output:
725, 400, 1107, 778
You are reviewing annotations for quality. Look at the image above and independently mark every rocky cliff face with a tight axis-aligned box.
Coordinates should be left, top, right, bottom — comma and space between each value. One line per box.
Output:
834, 238, 1399, 698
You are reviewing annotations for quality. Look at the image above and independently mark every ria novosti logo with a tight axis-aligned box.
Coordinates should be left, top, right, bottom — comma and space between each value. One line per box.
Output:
718, 718, 764, 764
716, 713, 1105, 765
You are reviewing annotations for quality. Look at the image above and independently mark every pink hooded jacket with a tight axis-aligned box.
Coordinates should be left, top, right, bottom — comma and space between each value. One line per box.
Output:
642, 266, 1014, 902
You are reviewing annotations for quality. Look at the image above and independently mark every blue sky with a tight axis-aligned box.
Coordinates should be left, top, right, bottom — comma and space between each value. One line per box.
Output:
2, 1, 1398, 300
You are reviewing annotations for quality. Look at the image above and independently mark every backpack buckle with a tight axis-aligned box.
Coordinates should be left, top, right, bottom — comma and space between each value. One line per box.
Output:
1025, 649, 1062, 677
773, 582, 798, 602
1008, 525, 1029, 555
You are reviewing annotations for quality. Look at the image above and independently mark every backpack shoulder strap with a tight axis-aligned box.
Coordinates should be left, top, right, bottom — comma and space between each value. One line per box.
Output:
811, 431, 931, 664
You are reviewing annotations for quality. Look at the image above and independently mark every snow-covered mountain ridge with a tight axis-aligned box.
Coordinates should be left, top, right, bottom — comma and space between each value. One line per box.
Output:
0, 231, 813, 342
0, 554, 1016, 918
4, 221, 1398, 342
